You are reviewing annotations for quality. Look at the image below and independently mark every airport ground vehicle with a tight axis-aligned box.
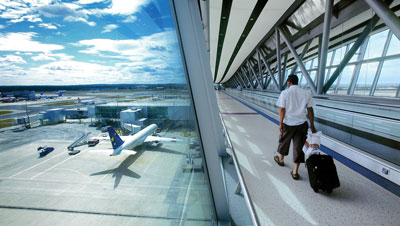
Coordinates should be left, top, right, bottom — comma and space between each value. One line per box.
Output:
88, 139, 99, 147
37, 146, 54, 157
68, 150, 80, 155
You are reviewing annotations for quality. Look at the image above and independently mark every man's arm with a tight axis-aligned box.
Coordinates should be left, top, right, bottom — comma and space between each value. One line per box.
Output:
279, 107, 285, 134
307, 107, 316, 133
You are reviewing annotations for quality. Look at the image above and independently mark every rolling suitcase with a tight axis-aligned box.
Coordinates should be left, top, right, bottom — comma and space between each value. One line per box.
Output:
306, 154, 340, 193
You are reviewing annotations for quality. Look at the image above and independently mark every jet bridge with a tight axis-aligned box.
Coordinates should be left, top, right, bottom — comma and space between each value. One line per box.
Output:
67, 132, 91, 151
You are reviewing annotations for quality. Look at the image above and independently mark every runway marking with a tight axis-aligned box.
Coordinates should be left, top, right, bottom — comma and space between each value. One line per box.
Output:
30, 151, 82, 179
9, 150, 68, 178
0, 177, 208, 190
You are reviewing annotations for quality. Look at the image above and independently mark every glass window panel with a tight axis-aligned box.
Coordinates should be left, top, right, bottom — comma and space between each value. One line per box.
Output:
336, 65, 355, 94
332, 46, 347, 66
365, 30, 389, 59
310, 71, 317, 82
386, 33, 400, 56
304, 60, 312, 69
267, 78, 275, 90
349, 43, 361, 63
375, 59, 400, 97
312, 57, 318, 69
0, 1, 216, 224
327, 51, 333, 66
354, 62, 379, 95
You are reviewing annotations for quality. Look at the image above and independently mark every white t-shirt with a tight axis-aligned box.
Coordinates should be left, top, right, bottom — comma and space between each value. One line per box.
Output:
276, 85, 315, 126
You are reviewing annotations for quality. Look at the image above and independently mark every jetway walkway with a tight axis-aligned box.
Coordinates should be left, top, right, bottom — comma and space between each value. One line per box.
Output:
216, 91, 400, 226
67, 132, 91, 151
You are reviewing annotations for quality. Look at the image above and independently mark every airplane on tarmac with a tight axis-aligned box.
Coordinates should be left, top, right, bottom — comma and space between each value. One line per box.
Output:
107, 124, 177, 156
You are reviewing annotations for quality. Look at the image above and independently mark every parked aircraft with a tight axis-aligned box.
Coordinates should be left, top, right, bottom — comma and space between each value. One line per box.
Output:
107, 124, 177, 156
38, 90, 64, 99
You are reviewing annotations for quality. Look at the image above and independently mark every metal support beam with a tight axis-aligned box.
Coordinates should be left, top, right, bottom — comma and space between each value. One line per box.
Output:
371, 31, 393, 96
323, 15, 380, 93
325, 49, 336, 83
334, 45, 350, 94
248, 61, 263, 89
317, 0, 333, 94
257, 51, 264, 89
396, 84, 400, 97
239, 70, 251, 88
171, 0, 230, 221
290, 39, 312, 75
258, 49, 279, 90
365, 0, 400, 41
241, 67, 255, 89
276, 28, 282, 90
282, 53, 288, 82
236, 72, 247, 89
265, 76, 272, 89
278, 27, 317, 94
348, 37, 369, 94
232, 77, 240, 87
234, 75, 243, 87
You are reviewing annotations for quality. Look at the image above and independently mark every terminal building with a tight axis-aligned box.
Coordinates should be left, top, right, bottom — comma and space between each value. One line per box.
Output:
1, 1, 400, 226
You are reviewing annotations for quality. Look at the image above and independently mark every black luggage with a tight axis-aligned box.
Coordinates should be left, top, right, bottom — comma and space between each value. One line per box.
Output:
306, 154, 340, 193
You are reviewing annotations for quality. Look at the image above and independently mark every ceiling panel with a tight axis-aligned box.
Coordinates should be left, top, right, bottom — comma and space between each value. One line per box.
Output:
215, 0, 257, 83
209, 0, 223, 80
222, 0, 295, 83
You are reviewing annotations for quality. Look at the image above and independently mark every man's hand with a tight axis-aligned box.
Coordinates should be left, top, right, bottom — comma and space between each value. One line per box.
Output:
311, 125, 316, 133
279, 124, 284, 134
279, 107, 285, 134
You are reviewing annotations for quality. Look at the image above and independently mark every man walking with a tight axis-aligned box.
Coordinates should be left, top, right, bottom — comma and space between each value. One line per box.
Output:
274, 74, 316, 180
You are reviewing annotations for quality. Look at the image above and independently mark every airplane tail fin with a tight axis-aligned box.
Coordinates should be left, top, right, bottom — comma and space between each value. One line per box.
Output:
107, 127, 124, 150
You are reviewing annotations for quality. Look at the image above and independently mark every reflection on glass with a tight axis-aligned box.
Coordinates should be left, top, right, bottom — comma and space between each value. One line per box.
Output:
336, 65, 355, 94
354, 62, 379, 95
0, 1, 215, 225
375, 59, 400, 97
365, 30, 388, 60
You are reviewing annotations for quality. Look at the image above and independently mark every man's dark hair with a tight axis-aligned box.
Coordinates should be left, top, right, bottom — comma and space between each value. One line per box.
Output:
287, 74, 299, 85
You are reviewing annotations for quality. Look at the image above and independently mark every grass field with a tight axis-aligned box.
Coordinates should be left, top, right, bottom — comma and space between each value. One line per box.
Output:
44, 101, 77, 107
0, 118, 14, 129
0, 110, 12, 116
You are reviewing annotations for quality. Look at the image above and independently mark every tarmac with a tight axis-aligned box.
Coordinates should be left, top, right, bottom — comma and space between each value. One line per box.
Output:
0, 122, 214, 226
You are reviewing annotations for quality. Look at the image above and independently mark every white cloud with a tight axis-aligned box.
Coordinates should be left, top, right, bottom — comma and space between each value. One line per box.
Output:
76, 30, 176, 59
38, 23, 57, 29
0, 25, 4, 29
64, 16, 96, 26
102, 24, 118, 33
0, 32, 64, 53
122, 15, 137, 23
36, 3, 96, 26
77, 0, 104, 4
29, 25, 35, 29
101, 0, 149, 15
0, 55, 27, 64
32, 53, 56, 61
10, 14, 42, 23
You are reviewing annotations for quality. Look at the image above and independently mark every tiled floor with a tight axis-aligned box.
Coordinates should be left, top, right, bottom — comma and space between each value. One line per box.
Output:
216, 91, 400, 226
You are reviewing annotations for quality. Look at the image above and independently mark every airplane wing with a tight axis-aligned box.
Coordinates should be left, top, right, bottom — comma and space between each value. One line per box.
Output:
144, 136, 178, 143
88, 149, 137, 155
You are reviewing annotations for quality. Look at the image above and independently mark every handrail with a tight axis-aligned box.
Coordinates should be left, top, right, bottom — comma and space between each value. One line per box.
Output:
219, 113, 260, 226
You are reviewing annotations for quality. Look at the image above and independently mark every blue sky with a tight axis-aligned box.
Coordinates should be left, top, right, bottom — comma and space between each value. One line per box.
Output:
0, 0, 186, 85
